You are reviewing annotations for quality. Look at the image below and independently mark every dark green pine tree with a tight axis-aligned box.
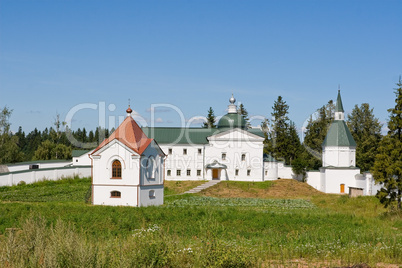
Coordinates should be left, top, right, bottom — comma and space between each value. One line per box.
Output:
346, 103, 382, 172
88, 130, 95, 143
287, 121, 303, 164
373, 77, 402, 210
302, 101, 334, 170
265, 96, 302, 165
238, 103, 251, 129
202, 107, 216, 128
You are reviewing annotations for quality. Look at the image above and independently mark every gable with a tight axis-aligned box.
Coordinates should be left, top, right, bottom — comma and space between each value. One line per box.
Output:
92, 139, 141, 157
208, 128, 264, 142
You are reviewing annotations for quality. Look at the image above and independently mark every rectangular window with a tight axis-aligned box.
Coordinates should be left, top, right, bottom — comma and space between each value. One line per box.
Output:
247, 169, 251, 176
197, 169, 201, 176
198, 148, 202, 155
222, 153, 226, 160
168, 148, 172, 154
235, 169, 239, 176
183, 149, 187, 155
167, 170, 171, 176
187, 169, 191, 176
241, 154, 246, 161
265, 170, 268, 175
177, 170, 181, 176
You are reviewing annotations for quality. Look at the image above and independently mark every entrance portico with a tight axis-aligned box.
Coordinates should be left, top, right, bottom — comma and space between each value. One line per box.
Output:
206, 161, 227, 180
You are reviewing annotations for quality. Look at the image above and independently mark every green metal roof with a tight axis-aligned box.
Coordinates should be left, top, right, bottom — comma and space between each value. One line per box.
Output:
335, 90, 344, 112
322, 120, 356, 147
142, 127, 264, 145
72, 150, 91, 157
217, 113, 246, 129
248, 128, 265, 137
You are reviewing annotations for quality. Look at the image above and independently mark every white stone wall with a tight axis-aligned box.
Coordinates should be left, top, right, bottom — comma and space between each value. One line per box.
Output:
0, 166, 91, 186
277, 163, 294, 179
7, 161, 72, 172
306, 171, 320, 190
72, 150, 94, 166
263, 162, 278, 180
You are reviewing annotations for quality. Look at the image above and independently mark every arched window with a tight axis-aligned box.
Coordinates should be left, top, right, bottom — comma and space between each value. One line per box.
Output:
112, 160, 122, 178
110, 191, 121, 198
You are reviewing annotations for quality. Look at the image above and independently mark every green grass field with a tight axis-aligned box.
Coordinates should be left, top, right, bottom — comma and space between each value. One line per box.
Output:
0, 177, 401, 267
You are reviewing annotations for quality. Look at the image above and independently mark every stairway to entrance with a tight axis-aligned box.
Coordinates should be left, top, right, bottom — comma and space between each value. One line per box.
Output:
183, 180, 221, 194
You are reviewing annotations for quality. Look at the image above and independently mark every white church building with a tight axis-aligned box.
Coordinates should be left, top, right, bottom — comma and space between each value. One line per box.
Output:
90, 106, 165, 207
142, 95, 270, 182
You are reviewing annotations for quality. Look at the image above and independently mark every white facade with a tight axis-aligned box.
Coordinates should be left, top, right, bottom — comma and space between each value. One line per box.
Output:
161, 129, 265, 181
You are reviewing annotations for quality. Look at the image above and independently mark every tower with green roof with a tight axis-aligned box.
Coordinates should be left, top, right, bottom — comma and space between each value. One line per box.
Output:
322, 90, 356, 167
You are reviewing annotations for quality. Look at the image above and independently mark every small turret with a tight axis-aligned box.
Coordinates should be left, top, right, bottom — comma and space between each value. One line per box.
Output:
334, 90, 345, 120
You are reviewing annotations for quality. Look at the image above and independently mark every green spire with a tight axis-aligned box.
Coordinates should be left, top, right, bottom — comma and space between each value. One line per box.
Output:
335, 90, 344, 112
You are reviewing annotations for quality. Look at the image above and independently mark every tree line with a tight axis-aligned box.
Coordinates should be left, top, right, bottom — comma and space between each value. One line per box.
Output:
0, 111, 110, 164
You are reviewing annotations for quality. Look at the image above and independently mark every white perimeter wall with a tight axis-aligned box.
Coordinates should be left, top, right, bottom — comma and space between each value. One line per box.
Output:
277, 163, 293, 179
306, 171, 321, 190
7, 161, 72, 172
0, 166, 91, 186
73, 150, 94, 166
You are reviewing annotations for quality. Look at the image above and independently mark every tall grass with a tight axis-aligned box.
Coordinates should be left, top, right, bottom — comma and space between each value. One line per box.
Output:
0, 214, 255, 267
0, 178, 401, 267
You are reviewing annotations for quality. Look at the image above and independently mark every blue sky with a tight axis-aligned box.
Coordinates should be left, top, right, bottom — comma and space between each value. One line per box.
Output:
1, 0, 401, 134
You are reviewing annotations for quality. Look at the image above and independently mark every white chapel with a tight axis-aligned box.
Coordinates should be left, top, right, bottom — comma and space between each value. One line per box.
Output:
90, 106, 165, 207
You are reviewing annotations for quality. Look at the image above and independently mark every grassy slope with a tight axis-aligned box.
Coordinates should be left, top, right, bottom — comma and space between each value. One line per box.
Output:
0, 178, 401, 267
164, 180, 206, 196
